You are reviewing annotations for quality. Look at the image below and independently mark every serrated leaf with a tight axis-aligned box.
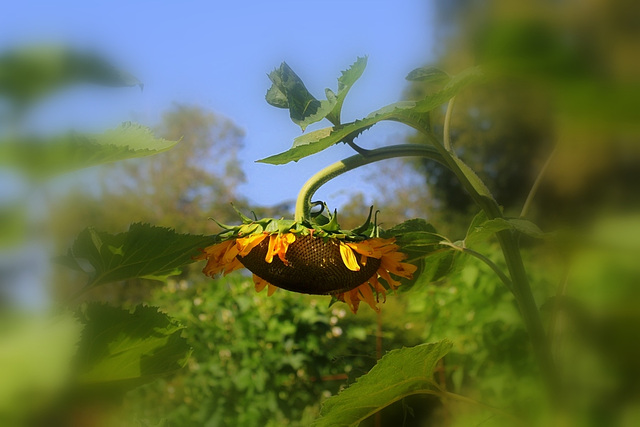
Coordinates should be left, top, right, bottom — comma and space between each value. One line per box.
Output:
75, 304, 191, 388
258, 101, 429, 164
405, 66, 450, 83
314, 340, 452, 427
413, 66, 484, 113
451, 156, 495, 201
59, 223, 214, 287
325, 56, 368, 125
266, 62, 336, 131
0, 45, 141, 110
0, 122, 178, 179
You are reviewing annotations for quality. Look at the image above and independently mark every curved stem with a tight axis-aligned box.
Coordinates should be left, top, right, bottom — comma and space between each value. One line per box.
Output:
443, 96, 456, 152
520, 147, 556, 218
294, 144, 446, 222
440, 241, 514, 294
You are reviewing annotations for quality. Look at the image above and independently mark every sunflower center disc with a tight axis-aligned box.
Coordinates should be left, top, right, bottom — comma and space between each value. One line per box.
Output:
237, 235, 381, 295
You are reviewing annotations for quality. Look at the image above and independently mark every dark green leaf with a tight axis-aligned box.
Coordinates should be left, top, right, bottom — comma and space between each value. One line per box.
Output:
266, 62, 336, 131
405, 66, 450, 83
75, 304, 191, 388
258, 101, 429, 164
0, 45, 141, 110
314, 340, 452, 427
59, 223, 214, 288
384, 218, 442, 257
0, 122, 178, 179
419, 250, 464, 284
383, 218, 457, 291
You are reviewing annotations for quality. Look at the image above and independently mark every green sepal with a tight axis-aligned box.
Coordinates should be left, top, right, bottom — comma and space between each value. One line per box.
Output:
320, 209, 341, 232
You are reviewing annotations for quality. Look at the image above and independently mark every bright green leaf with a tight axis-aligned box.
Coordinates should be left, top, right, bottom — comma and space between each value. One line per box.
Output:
506, 218, 545, 239
257, 101, 429, 164
75, 304, 191, 388
314, 340, 452, 427
465, 211, 545, 247
0, 312, 82, 422
451, 156, 495, 202
0, 45, 141, 110
405, 66, 450, 83
58, 223, 214, 288
0, 122, 178, 179
413, 66, 484, 113
325, 56, 368, 125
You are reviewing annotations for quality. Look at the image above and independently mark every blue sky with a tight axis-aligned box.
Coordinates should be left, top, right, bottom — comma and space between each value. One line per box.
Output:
1, 1, 437, 207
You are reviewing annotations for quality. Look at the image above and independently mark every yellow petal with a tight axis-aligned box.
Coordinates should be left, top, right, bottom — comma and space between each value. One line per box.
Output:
339, 242, 360, 271
265, 234, 277, 263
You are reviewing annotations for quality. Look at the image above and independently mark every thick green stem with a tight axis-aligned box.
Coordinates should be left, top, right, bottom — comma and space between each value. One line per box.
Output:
419, 128, 560, 402
294, 144, 446, 222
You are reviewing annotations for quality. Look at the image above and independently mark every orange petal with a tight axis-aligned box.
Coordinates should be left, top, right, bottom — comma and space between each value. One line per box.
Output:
253, 274, 268, 293
237, 233, 268, 256
369, 275, 387, 302
357, 284, 380, 312
223, 257, 243, 276
378, 267, 401, 289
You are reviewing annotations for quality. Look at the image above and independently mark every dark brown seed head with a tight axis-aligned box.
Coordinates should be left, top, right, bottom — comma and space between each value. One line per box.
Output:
237, 235, 381, 295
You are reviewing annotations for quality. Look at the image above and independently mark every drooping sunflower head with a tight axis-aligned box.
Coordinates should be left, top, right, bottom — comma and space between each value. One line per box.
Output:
196, 205, 417, 313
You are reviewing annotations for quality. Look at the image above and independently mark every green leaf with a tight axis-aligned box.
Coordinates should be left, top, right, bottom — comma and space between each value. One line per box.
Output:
59, 223, 213, 288
314, 340, 452, 427
75, 304, 191, 388
451, 156, 495, 202
413, 66, 484, 113
266, 62, 336, 131
0, 45, 141, 110
0, 122, 178, 179
464, 211, 545, 247
506, 218, 545, 239
258, 101, 429, 164
384, 218, 442, 257
382, 219, 460, 291
419, 250, 464, 284
325, 56, 368, 125
405, 66, 450, 83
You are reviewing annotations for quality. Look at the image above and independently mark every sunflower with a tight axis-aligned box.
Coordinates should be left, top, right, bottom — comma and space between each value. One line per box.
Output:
195, 207, 417, 313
